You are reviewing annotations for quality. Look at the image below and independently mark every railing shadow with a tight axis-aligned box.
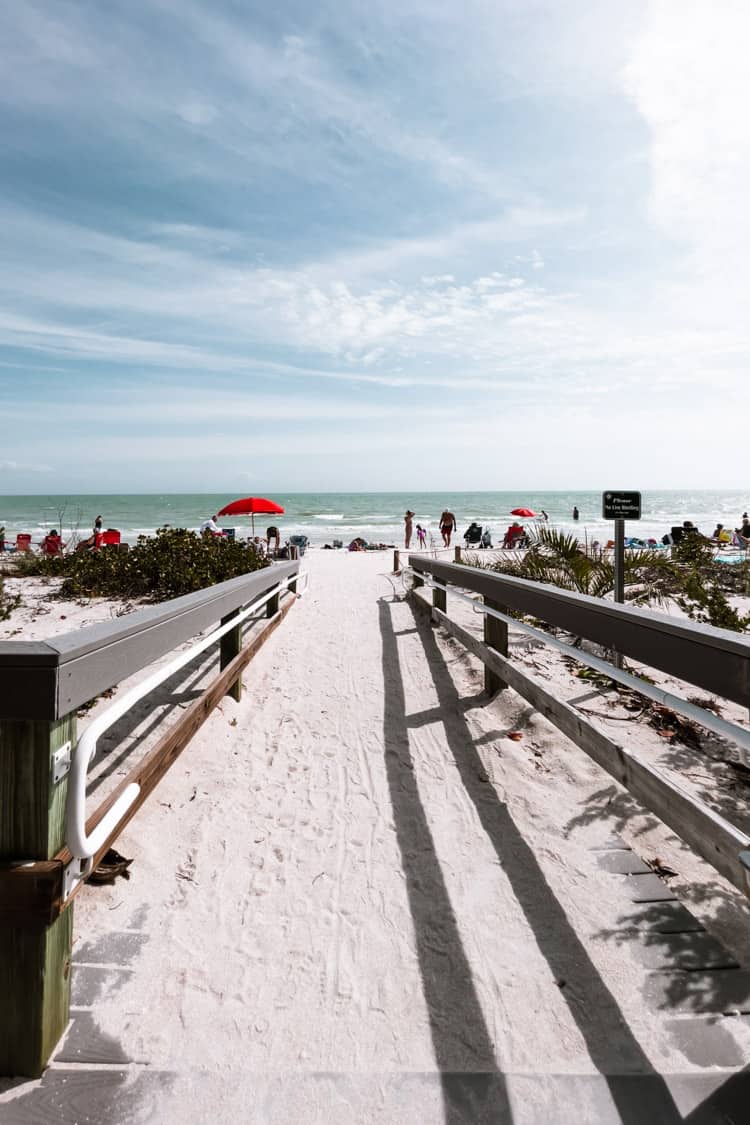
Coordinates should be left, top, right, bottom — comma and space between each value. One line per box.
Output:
378, 598, 513, 1125
400, 595, 685, 1124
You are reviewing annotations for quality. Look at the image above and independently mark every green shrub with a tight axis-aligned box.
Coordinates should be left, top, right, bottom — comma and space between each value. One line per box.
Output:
20, 527, 269, 600
0, 574, 21, 621
465, 526, 749, 632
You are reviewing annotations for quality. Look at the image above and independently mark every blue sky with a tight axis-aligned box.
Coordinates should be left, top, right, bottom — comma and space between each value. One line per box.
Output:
0, 0, 747, 492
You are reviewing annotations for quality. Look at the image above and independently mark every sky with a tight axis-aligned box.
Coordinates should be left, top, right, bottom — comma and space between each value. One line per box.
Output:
0, 0, 747, 493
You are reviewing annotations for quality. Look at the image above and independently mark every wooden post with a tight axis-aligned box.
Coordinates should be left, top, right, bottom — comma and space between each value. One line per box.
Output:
393, 549, 400, 574
219, 609, 242, 702
412, 572, 424, 590
454, 545, 462, 563
266, 587, 280, 618
432, 582, 447, 614
0, 714, 76, 1076
483, 597, 508, 695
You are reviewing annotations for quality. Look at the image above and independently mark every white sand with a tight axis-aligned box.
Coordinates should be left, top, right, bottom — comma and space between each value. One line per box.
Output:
2, 552, 750, 1123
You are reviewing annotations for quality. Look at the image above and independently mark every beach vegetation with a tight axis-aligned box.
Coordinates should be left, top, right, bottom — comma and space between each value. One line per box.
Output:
16, 527, 269, 601
468, 526, 673, 606
466, 526, 750, 632
0, 574, 21, 621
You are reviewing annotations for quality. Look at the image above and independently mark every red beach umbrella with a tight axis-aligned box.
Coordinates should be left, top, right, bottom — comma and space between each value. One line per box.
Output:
510, 507, 537, 518
216, 496, 285, 535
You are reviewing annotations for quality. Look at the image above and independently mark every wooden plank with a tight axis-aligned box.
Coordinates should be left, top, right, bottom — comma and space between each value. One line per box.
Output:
431, 607, 750, 895
219, 608, 242, 703
432, 583, 446, 614
411, 556, 750, 707
0, 562, 299, 722
483, 596, 508, 696
0, 715, 76, 1076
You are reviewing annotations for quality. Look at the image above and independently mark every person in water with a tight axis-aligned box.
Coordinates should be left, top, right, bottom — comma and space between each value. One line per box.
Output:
572, 506, 579, 521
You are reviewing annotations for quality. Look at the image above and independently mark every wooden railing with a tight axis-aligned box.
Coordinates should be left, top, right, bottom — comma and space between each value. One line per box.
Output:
408, 555, 750, 900
0, 561, 300, 1076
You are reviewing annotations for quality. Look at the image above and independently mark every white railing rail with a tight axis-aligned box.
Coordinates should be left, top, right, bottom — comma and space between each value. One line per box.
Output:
66, 571, 308, 884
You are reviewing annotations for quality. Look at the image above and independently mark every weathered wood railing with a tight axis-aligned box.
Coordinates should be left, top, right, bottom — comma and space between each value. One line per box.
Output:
408, 555, 750, 899
0, 561, 300, 1076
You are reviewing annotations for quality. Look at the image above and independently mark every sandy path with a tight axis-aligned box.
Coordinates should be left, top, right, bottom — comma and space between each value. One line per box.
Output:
3, 551, 749, 1124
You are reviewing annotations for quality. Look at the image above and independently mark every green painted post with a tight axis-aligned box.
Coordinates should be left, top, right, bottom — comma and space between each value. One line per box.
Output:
0, 714, 76, 1076
219, 609, 242, 703
484, 597, 508, 695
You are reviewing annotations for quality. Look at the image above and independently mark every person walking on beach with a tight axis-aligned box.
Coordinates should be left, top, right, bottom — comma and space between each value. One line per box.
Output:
541, 510, 549, 522
416, 524, 426, 549
404, 510, 415, 549
439, 509, 456, 548
572, 506, 579, 521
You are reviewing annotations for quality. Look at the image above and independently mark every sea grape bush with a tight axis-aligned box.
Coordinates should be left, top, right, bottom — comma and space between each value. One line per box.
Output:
465, 526, 750, 633
19, 527, 269, 600
0, 574, 21, 620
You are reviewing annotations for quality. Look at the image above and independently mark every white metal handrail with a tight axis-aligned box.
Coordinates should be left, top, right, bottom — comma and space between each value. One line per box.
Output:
412, 570, 750, 765
66, 571, 307, 878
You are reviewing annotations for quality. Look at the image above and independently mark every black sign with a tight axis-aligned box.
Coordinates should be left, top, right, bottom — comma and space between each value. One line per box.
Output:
602, 491, 641, 520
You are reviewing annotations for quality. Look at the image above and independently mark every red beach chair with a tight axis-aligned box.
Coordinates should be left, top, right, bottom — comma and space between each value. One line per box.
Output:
99, 530, 121, 547
15, 534, 32, 552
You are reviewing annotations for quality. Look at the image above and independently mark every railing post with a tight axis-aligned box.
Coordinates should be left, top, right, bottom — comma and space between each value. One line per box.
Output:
393, 549, 400, 573
454, 545, 462, 563
484, 597, 508, 695
0, 713, 77, 1076
412, 570, 424, 590
219, 609, 242, 702
433, 581, 447, 614
266, 584, 280, 618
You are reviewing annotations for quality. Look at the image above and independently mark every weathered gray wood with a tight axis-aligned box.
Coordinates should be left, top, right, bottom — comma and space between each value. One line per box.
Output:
454, 546, 462, 562
393, 549, 400, 573
0, 715, 76, 1076
410, 556, 750, 707
483, 596, 508, 695
219, 609, 242, 702
432, 583, 446, 614
431, 606, 750, 895
0, 562, 299, 721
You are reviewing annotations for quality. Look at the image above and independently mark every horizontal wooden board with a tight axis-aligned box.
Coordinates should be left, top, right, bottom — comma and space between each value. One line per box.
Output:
430, 605, 750, 896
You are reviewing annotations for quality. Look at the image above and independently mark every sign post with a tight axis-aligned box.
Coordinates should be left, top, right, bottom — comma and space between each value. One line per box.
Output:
602, 492, 641, 668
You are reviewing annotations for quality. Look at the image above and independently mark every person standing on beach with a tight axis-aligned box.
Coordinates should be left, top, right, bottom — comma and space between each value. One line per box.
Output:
404, 510, 415, 549
541, 510, 549, 522
94, 514, 103, 536
572, 506, 579, 521
439, 509, 456, 548
416, 524, 426, 549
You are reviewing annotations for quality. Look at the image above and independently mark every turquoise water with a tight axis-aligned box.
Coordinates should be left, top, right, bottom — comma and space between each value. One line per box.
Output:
1, 491, 748, 547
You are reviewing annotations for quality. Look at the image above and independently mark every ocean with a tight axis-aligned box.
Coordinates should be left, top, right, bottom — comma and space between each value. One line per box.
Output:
1, 491, 748, 549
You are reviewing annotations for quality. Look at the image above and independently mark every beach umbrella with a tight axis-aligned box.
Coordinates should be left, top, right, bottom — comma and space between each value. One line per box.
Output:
216, 496, 285, 535
510, 507, 537, 518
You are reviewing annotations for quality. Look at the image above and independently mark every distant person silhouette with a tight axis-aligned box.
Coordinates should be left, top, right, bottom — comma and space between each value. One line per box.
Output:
572, 506, 579, 521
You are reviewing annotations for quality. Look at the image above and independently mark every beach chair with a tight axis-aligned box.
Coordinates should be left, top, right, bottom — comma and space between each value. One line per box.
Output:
288, 534, 309, 557
463, 524, 483, 548
100, 529, 121, 547
15, 533, 32, 552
